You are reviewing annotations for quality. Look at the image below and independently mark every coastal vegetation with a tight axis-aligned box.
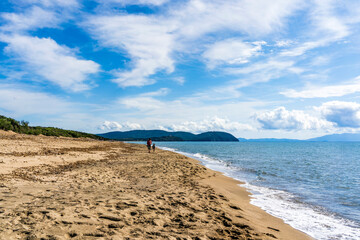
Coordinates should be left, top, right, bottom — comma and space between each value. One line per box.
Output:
0, 115, 104, 140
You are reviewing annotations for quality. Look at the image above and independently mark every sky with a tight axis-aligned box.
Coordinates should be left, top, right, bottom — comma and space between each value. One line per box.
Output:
1, 0, 360, 139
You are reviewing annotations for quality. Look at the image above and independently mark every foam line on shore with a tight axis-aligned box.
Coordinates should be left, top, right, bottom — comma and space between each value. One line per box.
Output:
159, 146, 360, 240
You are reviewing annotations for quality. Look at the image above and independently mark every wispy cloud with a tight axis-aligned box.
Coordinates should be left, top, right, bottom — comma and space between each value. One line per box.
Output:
140, 88, 170, 97
172, 77, 185, 85
203, 39, 265, 68
1, 0, 79, 33
281, 76, 360, 98
280, 0, 351, 57
2, 35, 100, 91
225, 59, 303, 89
0, 1, 100, 92
112, 89, 264, 136
21, 0, 80, 8
96, 0, 168, 6
0, 6, 60, 33
84, 0, 304, 87
164, 117, 253, 133
172, 0, 304, 38
0, 85, 71, 116
85, 14, 175, 87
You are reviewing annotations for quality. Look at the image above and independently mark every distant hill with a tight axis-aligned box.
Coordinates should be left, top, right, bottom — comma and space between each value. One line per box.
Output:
98, 130, 239, 142
307, 133, 360, 142
0, 115, 104, 140
237, 133, 360, 142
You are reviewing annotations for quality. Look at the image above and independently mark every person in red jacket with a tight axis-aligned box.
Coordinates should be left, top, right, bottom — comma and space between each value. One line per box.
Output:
146, 138, 152, 153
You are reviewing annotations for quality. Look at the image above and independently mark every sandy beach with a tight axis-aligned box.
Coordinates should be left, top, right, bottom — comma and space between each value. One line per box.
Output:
0, 130, 311, 240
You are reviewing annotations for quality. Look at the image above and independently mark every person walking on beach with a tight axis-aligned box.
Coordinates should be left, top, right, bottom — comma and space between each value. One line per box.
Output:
152, 143, 156, 153
147, 138, 152, 153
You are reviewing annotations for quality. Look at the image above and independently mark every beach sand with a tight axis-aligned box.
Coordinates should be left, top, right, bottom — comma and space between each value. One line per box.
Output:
0, 130, 311, 240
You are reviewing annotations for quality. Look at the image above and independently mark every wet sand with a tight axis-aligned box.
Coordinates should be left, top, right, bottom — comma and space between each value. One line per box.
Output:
0, 130, 311, 239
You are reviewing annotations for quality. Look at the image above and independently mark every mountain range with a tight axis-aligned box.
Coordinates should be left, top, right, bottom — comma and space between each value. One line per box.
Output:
97, 130, 239, 142
238, 133, 360, 142
307, 133, 360, 142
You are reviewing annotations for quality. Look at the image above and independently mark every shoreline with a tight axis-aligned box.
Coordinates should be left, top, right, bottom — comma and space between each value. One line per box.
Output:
199, 168, 312, 239
158, 143, 360, 240
0, 131, 311, 239
162, 147, 312, 240
158, 146, 315, 238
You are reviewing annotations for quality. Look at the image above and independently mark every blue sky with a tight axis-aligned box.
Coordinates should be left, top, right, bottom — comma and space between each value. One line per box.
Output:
1, 0, 360, 139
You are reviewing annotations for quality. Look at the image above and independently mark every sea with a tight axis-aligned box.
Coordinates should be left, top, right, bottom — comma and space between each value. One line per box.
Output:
148, 141, 360, 240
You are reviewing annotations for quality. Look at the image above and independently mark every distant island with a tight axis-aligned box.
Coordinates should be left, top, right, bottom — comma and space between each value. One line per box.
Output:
238, 133, 360, 142
307, 133, 360, 142
98, 130, 239, 142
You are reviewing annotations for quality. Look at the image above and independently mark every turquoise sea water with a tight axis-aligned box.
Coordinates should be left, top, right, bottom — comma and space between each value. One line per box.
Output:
150, 142, 360, 240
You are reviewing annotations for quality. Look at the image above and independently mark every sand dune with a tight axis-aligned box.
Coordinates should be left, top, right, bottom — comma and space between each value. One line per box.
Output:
0, 131, 311, 239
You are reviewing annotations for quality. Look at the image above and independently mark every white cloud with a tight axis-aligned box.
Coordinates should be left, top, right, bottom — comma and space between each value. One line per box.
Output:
226, 59, 303, 88
211, 0, 360, 91
310, 55, 331, 66
203, 39, 265, 68
19, 0, 79, 8
86, 14, 174, 87
311, 0, 349, 40
192, 85, 242, 101
254, 107, 332, 131
0, 0, 80, 34
281, 77, 360, 98
275, 40, 294, 47
118, 87, 243, 113
317, 101, 360, 128
280, 40, 327, 57
0, 2, 93, 92
1, 6, 60, 33
280, 0, 351, 57
84, 0, 304, 87
99, 117, 252, 134
96, 0, 168, 6
42, 0, 79, 7
230, 59, 297, 75
122, 122, 143, 130
119, 96, 165, 111
165, 117, 253, 133
2, 35, 100, 91
99, 121, 122, 131
173, 0, 304, 39
99, 121, 143, 131
172, 77, 185, 85
113, 90, 264, 136
0, 85, 71, 116
141, 88, 170, 97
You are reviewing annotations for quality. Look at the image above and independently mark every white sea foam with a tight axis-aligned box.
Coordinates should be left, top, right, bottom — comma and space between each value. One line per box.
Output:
245, 184, 360, 240
159, 146, 360, 240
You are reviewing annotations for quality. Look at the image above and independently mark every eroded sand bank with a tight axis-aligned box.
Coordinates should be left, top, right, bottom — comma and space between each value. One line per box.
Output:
0, 131, 311, 239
